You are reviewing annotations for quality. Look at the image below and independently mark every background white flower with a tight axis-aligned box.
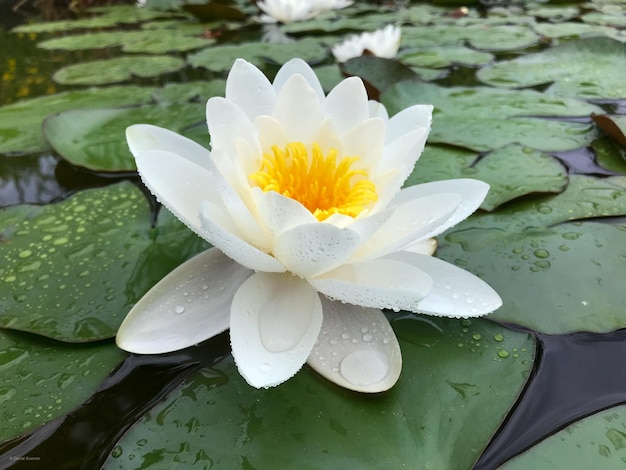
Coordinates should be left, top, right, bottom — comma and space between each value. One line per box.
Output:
258, 0, 352, 23
116, 58, 501, 393
332, 25, 401, 63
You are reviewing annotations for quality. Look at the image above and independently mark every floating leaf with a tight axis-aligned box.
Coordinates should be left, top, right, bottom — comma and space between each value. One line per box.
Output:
53, 56, 186, 85
477, 37, 626, 99
383, 81, 601, 152
0, 330, 125, 442
37, 29, 214, 54
532, 22, 620, 39
103, 317, 534, 469
0, 182, 208, 342
188, 37, 330, 72
0, 86, 158, 155
43, 103, 205, 172
407, 145, 568, 211
502, 405, 626, 469
399, 45, 493, 68
440, 176, 626, 334
593, 137, 626, 174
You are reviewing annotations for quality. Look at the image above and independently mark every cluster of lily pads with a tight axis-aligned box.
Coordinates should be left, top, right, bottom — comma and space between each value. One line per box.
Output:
1, 0, 626, 468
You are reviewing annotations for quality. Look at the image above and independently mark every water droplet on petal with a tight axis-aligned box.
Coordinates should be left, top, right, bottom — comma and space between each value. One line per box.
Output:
174, 305, 185, 314
339, 350, 390, 387
259, 363, 272, 373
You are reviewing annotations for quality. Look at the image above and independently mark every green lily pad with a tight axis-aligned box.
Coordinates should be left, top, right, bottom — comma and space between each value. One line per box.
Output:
532, 22, 620, 39
11, 5, 178, 33
529, 6, 580, 21
53, 56, 186, 86
188, 37, 330, 72
383, 81, 601, 152
402, 24, 539, 51
103, 316, 534, 469
43, 102, 205, 172
0, 182, 208, 342
502, 405, 626, 469
149, 80, 225, 104
37, 29, 214, 54
439, 176, 626, 334
0, 329, 126, 442
477, 37, 626, 99
582, 12, 626, 28
399, 45, 493, 68
0, 86, 158, 155
407, 145, 568, 211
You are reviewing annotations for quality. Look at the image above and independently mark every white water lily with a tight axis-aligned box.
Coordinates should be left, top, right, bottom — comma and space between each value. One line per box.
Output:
116, 58, 501, 393
332, 25, 401, 63
257, 0, 352, 23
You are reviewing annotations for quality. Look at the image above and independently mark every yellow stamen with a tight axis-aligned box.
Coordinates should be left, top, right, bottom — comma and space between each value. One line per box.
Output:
249, 142, 378, 221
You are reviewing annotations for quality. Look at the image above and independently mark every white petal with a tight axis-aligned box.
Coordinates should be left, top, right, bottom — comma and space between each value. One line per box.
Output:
308, 298, 402, 393
274, 223, 362, 278
126, 124, 211, 170
273, 58, 325, 103
385, 104, 433, 144
353, 192, 461, 262
403, 238, 437, 255
385, 252, 502, 317
369, 100, 389, 120
342, 118, 385, 169
205, 97, 254, 155
273, 74, 325, 143
392, 179, 489, 240
255, 115, 289, 152
134, 149, 216, 237
200, 201, 286, 272
252, 188, 317, 239
116, 248, 251, 354
309, 258, 433, 311
378, 126, 430, 184
324, 77, 369, 136
225, 59, 277, 120
230, 272, 323, 388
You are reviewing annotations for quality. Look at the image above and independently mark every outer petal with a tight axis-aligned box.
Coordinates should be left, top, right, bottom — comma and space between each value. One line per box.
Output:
205, 97, 254, 156
274, 223, 362, 278
225, 59, 277, 120
385, 252, 502, 317
369, 100, 389, 120
341, 118, 385, 169
273, 74, 325, 143
403, 237, 437, 255
230, 272, 323, 388
200, 201, 286, 272
134, 149, 216, 238
385, 104, 433, 144
273, 58, 325, 102
309, 258, 433, 311
307, 298, 402, 393
352, 192, 461, 262
392, 179, 489, 241
126, 124, 211, 170
116, 248, 251, 353
378, 126, 430, 185
324, 76, 369, 136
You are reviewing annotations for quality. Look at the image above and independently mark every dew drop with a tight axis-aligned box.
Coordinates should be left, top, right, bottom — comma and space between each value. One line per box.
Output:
18, 250, 33, 259
174, 305, 185, 314
362, 334, 373, 342
259, 363, 272, 373
339, 350, 389, 387
498, 349, 510, 359
493, 333, 504, 342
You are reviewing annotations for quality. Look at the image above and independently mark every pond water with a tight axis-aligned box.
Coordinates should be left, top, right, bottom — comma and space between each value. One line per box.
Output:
1, 1, 626, 468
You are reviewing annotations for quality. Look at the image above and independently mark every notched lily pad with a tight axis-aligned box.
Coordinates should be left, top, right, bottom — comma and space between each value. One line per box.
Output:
104, 316, 534, 469
383, 81, 601, 152
407, 145, 568, 211
0, 182, 208, 342
43, 102, 206, 172
0, 329, 126, 442
399, 45, 493, 68
477, 37, 626, 99
53, 55, 186, 85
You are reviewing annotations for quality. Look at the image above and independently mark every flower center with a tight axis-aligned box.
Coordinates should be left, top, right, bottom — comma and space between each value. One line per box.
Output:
249, 142, 378, 221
